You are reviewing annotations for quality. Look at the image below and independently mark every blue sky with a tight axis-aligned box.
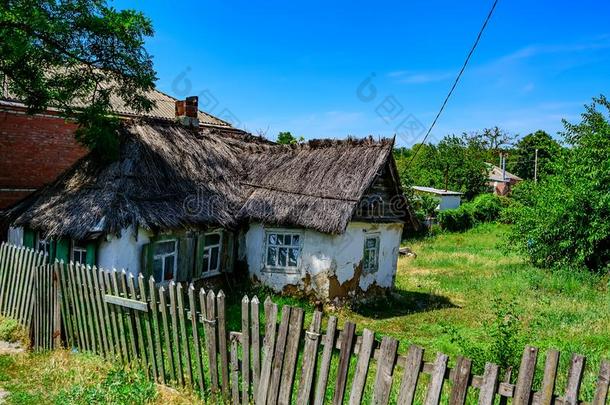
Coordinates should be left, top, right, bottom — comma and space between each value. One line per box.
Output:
114, 0, 610, 146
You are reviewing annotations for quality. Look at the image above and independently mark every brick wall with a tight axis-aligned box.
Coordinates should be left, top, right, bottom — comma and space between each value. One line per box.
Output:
0, 109, 87, 209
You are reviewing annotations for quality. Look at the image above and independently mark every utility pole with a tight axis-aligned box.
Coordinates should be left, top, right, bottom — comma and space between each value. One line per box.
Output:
534, 148, 539, 183
501, 152, 506, 181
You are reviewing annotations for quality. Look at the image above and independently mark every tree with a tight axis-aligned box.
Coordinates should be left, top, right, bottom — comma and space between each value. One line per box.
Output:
509, 96, 610, 271
0, 0, 156, 158
511, 130, 562, 180
463, 126, 518, 161
276, 131, 304, 145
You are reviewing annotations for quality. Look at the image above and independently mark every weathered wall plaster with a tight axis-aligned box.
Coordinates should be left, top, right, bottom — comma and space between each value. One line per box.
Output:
245, 221, 403, 300
98, 225, 152, 277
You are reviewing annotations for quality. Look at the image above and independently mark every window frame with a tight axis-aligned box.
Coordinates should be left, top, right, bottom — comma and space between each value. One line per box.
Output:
201, 231, 223, 278
152, 239, 178, 284
71, 240, 88, 265
263, 229, 303, 273
362, 233, 380, 274
36, 233, 51, 257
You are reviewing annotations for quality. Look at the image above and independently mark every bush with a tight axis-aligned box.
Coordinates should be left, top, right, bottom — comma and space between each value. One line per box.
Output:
0, 317, 27, 343
471, 194, 504, 223
508, 96, 610, 271
438, 205, 474, 232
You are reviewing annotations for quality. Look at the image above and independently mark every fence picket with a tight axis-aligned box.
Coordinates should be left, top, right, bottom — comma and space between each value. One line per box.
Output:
372, 336, 399, 405
278, 306, 304, 405
110, 270, 129, 361
564, 354, 585, 405
139, 274, 157, 381
149, 277, 166, 384
448, 356, 472, 405
397, 345, 424, 405
176, 283, 192, 386
424, 353, 449, 405
242, 295, 250, 405
334, 321, 356, 405
128, 274, 147, 372
119, 270, 138, 361
188, 284, 205, 395
513, 346, 538, 405
268, 305, 291, 405
104, 270, 122, 360
313, 315, 337, 405
257, 297, 278, 405
217, 290, 229, 399
296, 310, 323, 405
230, 332, 241, 405
159, 285, 176, 383
205, 289, 219, 394
85, 265, 103, 355
593, 359, 610, 405
96, 268, 113, 358
348, 328, 375, 405
251, 295, 261, 399
538, 349, 559, 405
477, 363, 499, 405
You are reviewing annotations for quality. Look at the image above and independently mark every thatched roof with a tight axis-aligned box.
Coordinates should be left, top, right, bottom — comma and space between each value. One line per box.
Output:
5, 120, 407, 238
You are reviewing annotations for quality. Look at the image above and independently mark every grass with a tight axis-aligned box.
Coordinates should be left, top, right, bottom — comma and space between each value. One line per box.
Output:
0, 350, 199, 404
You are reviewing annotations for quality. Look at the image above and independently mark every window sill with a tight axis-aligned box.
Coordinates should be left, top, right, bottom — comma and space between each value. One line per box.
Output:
198, 271, 221, 279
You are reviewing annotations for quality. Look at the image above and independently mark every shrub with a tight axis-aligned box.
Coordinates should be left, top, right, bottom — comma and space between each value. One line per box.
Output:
508, 96, 610, 271
0, 317, 27, 343
438, 205, 474, 232
471, 194, 504, 223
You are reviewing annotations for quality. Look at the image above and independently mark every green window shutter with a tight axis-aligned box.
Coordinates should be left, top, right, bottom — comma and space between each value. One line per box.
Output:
176, 235, 196, 282
195, 233, 205, 277
55, 238, 70, 264
23, 228, 35, 248
141, 242, 153, 279
85, 242, 97, 267
222, 231, 233, 273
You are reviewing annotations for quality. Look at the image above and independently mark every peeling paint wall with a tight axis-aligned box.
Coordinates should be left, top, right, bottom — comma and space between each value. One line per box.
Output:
98, 225, 152, 277
7, 226, 23, 246
245, 221, 403, 300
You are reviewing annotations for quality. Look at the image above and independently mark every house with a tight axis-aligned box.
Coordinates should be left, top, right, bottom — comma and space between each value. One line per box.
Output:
3, 97, 412, 301
412, 186, 463, 211
486, 163, 522, 196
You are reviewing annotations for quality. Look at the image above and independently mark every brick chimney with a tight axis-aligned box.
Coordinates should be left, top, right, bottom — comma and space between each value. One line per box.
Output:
175, 96, 199, 127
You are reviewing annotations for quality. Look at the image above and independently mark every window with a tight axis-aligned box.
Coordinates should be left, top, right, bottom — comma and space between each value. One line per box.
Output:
72, 240, 88, 265
363, 235, 380, 274
37, 234, 51, 256
265, 231, 301, 271
152, 240, 177, 282
202, 232, 222, 277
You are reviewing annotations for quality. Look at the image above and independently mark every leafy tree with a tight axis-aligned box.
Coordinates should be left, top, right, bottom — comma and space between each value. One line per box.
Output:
511, 130, 562, 180
276, 131, 304, 145
0, 0, 156, 158
509, 96, 610, 271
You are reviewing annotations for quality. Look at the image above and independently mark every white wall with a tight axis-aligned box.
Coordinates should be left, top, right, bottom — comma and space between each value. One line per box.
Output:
7, 227, 23, 246
439, 195, 461, 211
97, 226, 152, 277
245, 221, 403, 299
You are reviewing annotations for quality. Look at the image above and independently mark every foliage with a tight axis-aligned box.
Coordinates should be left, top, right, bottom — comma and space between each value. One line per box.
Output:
442, 298, 524, 374
415, 194, 440, 218
508, 96, 610, 271
437, 193, 507, 231
394, 134, 490, 200
0, 317, 26, 344
276, 131, 304, 145
437, 205, 474, 232
0, 0, 156, 159
511, 130, 563, 180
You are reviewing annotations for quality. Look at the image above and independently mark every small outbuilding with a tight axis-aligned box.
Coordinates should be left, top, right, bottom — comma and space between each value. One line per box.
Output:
412, 186, 463, 211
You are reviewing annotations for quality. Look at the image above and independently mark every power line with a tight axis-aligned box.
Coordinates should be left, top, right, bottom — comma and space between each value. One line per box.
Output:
407, 0, 500, 166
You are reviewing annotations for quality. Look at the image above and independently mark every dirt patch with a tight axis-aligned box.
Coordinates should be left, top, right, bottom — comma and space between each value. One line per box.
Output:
0, 340, 25, 355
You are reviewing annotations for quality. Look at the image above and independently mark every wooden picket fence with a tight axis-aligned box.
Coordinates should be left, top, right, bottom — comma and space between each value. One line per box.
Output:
0, 242, 46, 326
0, 242, 608, 404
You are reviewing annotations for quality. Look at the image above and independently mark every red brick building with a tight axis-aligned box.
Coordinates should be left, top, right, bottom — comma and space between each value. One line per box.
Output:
0, 91, 230, 210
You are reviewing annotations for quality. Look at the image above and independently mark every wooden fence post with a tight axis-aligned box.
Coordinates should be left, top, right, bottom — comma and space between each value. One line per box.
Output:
513, 346, 538, 405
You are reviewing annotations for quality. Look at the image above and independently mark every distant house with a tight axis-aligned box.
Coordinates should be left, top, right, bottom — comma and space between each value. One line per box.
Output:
412, 186, 463, 211
486, 163, 522, 196
3, 97, 414, 301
